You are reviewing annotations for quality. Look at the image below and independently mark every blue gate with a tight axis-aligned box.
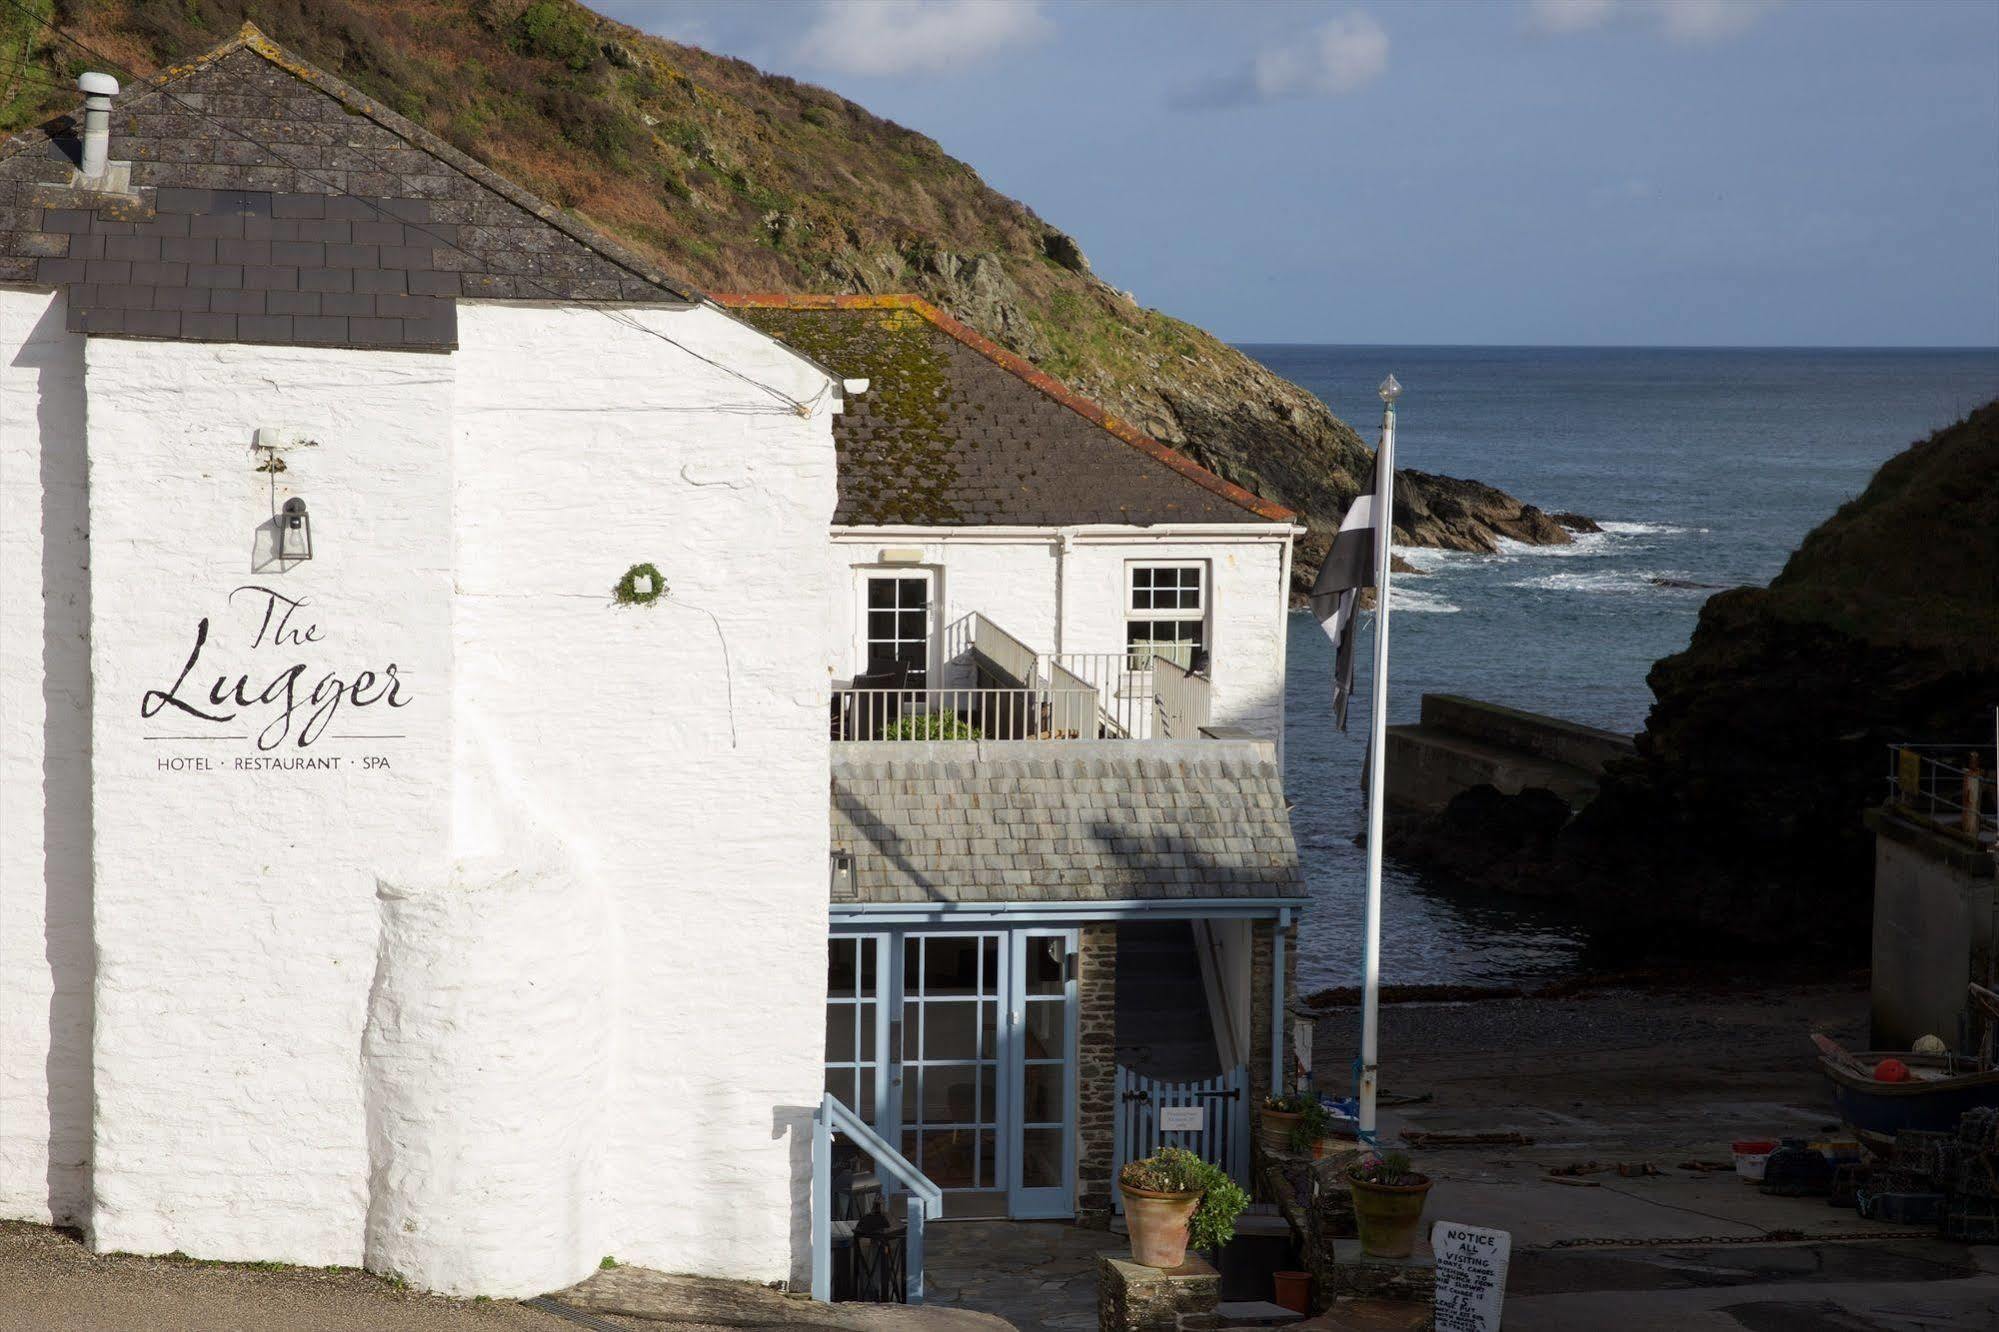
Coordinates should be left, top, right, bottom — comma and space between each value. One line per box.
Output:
1111, 1064, 1250, 1213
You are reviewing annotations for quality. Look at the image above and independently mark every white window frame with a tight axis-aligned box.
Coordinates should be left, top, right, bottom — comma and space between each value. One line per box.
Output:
856, 567, 939, 687
1124, 560, 1208, 671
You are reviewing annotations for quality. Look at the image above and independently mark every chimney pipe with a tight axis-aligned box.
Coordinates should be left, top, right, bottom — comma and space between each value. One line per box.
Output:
77, 72, 118, 179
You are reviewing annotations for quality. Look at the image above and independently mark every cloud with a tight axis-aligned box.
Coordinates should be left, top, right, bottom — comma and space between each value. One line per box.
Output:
1527, 0, 1782, 43
794, 0, 1050, 77
1174, 10, 1389, 110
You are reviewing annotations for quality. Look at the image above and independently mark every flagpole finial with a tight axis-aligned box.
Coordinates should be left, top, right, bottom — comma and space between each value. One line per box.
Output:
1378, 373, 1401, 404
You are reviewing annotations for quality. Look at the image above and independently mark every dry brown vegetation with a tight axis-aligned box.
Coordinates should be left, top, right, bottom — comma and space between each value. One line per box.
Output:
0, 0, 1491, 541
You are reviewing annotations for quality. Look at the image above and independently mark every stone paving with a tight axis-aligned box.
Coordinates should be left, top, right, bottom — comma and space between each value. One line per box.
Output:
923, 1221, 1125, 1332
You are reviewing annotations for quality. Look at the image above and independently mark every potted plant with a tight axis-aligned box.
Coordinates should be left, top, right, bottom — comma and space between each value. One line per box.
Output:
1259, 1093, 1337, 1157
1118, 1147, 1251, 1270
1346, 1151, 1433, 1259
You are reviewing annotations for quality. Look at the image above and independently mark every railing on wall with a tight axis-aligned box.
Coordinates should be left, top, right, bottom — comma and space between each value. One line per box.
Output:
831, 687, 1098, 742
1888, 743, 1998, 845
970, 613, 1040, 689
1042, 652, 1154, 739
849, 615, 1220, 744
1111, 1065, 1250, 1214
812, 1092, 942, 1305
1152, 657, 1212, 740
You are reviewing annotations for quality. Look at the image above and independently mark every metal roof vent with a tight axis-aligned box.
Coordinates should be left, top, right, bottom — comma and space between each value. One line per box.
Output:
75, 72, 121, 184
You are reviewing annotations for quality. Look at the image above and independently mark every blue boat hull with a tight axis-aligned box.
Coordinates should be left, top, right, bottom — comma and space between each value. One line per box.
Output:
1822, 1054, 1999, 1153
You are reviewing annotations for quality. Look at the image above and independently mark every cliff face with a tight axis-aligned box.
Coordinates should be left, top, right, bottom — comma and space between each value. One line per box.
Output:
0, 0, 1570, 557
1560, 402, 1999, 954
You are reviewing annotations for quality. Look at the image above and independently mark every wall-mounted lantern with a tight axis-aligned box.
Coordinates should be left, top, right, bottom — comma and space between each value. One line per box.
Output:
277, 497, 313, 563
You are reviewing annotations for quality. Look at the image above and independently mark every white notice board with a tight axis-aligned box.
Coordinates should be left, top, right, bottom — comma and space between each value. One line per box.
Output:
1431, 1220, 1510, 1331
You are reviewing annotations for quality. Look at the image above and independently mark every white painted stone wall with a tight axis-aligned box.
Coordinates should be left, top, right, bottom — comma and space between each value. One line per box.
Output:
1, 297, 837, 1294
452, 303, 837, 1287
0, 288, 88, 1227
830, 527, 1294, 741
85, 335, 458, 1264
364, 813, 609, 1297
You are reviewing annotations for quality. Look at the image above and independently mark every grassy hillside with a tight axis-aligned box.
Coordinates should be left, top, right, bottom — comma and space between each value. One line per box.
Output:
3, 0, 1569, 561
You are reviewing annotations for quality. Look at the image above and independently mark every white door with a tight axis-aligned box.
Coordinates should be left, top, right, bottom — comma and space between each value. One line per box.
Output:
860, 570, 935, 687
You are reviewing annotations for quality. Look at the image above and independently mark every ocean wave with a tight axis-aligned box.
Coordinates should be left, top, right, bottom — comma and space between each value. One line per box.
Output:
1505, 569, 1705, 595
1492, 533, 1612, 559
1390, 543, 1488, 572
1390, 587, 1462, 613
1598, 520, 1706, 536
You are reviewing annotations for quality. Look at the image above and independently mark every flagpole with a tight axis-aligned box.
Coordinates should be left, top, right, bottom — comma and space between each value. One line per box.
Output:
1358, 373, 1400, 1147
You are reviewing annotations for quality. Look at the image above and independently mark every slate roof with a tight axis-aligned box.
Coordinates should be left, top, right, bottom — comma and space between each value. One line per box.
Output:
830, 739, 1305, 905
0, 24, 700, 350
725, 295, 1295, 526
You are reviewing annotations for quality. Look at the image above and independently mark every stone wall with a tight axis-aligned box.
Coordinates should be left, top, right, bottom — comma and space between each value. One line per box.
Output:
1868, 807, 1997, 1049
0, 294, 842, 1294
0, 287, 88, 1228
1244, 918, 1301, 1105
1077, 923, 1117, 1226
1097, 1255, 1218, 1332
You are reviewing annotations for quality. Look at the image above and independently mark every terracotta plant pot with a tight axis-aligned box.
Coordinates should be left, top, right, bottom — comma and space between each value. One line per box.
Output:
1271, 1269, 1311, 1314
1120, 1183, 1201, 1269
1348, 1174, 1433, 1259
1257, 1108, 1302, 1155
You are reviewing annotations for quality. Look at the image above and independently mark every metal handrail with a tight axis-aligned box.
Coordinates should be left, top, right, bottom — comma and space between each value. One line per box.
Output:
969, 613, 1040, 689
830, 686, 1096, 742
1152, 656, 1212, 739
1042, 651, 1154, 739
812, 1092, 942, 1304
1887, 742, 1997, 844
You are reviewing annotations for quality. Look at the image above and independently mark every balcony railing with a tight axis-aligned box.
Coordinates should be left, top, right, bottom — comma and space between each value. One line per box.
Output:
837, 614, 1215, 744
831, 686, 1097, 742
1153, 655, 1212, 739
1887, 743, 1997, 845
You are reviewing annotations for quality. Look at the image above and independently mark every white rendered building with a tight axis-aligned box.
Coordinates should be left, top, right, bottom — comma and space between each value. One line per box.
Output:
2, 27, 841, 1297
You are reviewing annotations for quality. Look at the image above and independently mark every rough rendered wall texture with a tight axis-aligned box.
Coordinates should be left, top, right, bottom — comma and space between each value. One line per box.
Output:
84, 335, 457, 1263
1242, 919, 1300, 1103
364, 842, 611, 1297
451, 303, 837, 1287
1076, 924, 1117, 1227
0, 295, 837, 1293
0, 287, 88, 1226
828, 532, 1290, 740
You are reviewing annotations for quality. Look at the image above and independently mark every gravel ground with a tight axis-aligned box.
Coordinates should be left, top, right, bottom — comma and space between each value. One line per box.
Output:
0, 1222, 576, 1332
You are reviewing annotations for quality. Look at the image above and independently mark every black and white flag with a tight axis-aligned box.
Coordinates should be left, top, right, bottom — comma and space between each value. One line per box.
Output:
1309, 464, 1384, 730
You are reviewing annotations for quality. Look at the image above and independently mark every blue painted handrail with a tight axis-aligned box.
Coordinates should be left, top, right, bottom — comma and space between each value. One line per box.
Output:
811, 1092, 943, 1305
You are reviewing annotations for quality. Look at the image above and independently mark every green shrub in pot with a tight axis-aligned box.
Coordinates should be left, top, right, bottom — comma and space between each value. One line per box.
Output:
1119, 1147, 1251, 1267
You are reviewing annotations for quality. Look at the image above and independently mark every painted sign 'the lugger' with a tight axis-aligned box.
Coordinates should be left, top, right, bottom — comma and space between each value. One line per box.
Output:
141, 585, 411, 753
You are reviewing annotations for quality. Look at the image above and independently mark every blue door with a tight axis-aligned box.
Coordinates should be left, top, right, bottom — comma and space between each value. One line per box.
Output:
825, 927, 1079, 1219
1008, 929, 1078, 1219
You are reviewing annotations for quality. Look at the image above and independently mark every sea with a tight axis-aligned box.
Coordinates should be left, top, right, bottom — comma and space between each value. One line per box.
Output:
1246, 345, 1999, 995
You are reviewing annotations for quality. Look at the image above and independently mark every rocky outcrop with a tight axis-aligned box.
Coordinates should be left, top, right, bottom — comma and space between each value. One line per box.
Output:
2, 4, 1578, 570
1392, 403, 1999, 958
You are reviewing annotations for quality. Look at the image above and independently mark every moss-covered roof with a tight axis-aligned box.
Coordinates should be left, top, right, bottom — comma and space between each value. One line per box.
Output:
726, 295, 1294, 527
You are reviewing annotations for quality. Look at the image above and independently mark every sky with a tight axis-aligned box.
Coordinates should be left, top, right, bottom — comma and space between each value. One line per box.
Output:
597, 0, 1999, 348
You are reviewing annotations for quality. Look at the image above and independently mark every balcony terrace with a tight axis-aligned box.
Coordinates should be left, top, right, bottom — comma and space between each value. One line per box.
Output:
831, 614, 1213, 743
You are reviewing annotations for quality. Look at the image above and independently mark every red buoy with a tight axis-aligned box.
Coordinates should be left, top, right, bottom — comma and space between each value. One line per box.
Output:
1873, 1057, 1912, 1083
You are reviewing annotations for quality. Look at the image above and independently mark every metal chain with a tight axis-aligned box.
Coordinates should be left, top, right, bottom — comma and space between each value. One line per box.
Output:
1540, 1228, 1935, 1250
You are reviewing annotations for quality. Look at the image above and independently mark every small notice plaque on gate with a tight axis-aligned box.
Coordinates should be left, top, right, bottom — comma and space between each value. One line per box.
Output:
1159, 1105, 1205, 1133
